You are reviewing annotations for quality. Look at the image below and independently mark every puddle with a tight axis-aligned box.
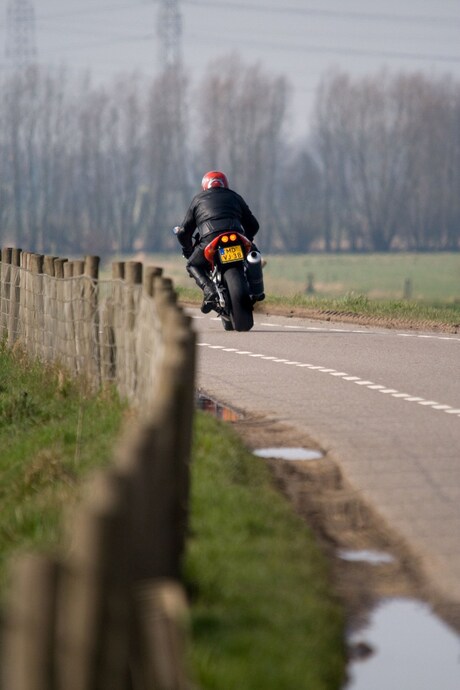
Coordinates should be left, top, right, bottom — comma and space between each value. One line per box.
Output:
346, 598, 460, 689
253, 447, 324, 461
338, 550, 396, 565
196, 392, 241, 421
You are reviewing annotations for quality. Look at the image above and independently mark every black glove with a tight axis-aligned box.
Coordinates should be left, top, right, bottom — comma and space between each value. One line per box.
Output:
182, 246, 193, 259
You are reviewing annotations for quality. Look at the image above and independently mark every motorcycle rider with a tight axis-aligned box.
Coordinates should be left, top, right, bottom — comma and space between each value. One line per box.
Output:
174, 170, 260, 313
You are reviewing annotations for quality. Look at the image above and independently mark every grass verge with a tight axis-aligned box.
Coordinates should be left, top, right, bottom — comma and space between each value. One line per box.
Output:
177, 285, 460, 328
185, 412, 346, 690
0, 343, 126, 599
264, 292, 460, 327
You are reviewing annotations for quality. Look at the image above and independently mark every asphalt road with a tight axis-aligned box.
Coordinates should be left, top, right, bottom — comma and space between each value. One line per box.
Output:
190, 308, 460, 604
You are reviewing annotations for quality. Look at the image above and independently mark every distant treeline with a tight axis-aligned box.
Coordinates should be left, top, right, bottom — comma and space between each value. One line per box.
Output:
0, 58, 459, 255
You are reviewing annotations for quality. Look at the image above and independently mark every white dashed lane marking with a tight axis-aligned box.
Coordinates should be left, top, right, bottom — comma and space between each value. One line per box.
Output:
195, 314, 460, 342
197, 342, 460, 419
257, 322, 460, 342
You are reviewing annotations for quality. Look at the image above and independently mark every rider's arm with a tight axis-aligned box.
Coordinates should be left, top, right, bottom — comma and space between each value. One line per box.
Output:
240, 198, 259, 241
176, 201, 197, 253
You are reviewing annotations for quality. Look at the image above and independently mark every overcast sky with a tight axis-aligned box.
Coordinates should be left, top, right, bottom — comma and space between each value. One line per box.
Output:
1, 0, 460, 135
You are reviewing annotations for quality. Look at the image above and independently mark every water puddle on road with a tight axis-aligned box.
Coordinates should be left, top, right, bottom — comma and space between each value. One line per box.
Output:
196, 392, 242, 421
338, 550, 396, 565
345, 598, 460, 689
253, 447, 324, 461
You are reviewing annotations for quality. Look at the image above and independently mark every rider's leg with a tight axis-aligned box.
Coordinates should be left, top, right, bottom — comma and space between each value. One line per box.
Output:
186, 251, 217, 313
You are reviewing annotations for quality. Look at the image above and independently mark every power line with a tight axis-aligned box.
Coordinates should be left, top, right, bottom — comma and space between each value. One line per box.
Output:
182, 0, 460, 27
11, 0, 456, 30
29, 13, 460, 68
3, 0, 459, 82
36, 1, 153, 22
185, 32, 460, 66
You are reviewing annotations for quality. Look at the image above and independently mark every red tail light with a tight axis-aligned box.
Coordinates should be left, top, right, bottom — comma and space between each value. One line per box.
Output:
204, 231, 253, 267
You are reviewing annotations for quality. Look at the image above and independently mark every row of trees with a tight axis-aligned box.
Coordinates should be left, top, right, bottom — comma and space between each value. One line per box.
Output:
314, 71, 460, 251
0, 58, 459, 255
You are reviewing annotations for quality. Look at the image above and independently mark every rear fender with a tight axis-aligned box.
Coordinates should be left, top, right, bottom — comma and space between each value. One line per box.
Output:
204, 232, 252, 269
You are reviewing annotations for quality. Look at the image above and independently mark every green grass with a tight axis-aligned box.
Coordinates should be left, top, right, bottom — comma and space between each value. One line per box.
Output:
263, 292, 460, 326
176, 285, 460, 327
0, 346, 347, 689
262, 253, 460, 303
0, 344, 126, 598
185, 413, 346, 689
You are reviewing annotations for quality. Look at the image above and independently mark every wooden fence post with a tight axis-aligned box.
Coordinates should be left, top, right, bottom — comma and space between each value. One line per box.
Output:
19, 251, 30, 351
63, 261, 77, 375
143, 266, 163, 298
55, 473, 131, 690
30, 254, 44, 360
72, 261, 85, 375
2, 554, 60, 690
111, 262, 126, 398
7, 249, 22, 348
1, 247, 13, 338
123, 262, 142, 401
53, 259, 67, 367
54, 258, 67, 279
43, 256, 57, 363
84, 256, 100, 389
131, 581, 190, 690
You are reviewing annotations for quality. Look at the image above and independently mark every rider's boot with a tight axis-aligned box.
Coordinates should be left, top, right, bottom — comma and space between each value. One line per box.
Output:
187, 266, 217, 313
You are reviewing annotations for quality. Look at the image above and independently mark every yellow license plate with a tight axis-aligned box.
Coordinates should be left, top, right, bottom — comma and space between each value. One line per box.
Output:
220, 245, 244, 263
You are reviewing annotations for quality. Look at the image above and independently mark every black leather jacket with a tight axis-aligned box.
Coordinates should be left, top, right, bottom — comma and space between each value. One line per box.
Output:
177, 187, 259, 252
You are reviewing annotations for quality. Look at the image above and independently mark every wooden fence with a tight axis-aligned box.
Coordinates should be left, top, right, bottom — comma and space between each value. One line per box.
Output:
0, 249, 196, 689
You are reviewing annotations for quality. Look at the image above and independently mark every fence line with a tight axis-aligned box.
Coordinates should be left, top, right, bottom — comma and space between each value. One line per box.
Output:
0, 250, 176, 409
0, 248, 196, 689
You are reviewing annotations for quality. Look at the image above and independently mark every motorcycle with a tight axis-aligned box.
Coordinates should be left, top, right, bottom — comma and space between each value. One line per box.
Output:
202, 231, 265, 332
174, 225, 265, 332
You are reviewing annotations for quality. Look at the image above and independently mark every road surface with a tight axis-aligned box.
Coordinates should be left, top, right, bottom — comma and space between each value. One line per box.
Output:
190, 308, 460, 604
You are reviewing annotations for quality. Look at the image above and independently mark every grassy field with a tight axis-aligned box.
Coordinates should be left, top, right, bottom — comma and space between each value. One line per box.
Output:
262, 252, 460, 302
104, 252, 460, 327
107, 252, 460, 304
0, 347, 346, 688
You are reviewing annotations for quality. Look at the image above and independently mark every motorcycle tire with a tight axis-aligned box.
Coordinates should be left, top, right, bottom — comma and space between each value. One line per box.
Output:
221, 315, 234, 331
223, 266, 254, 332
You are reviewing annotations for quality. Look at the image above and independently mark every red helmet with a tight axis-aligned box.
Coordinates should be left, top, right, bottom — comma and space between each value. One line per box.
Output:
201, 170, 229, 190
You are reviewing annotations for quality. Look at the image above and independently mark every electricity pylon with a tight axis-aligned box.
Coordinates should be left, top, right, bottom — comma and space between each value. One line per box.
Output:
157, 0, 182, 69
5, 0, 37, 70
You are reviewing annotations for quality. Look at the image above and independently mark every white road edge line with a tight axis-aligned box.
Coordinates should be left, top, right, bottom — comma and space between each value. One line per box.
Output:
198, 343, 459, 420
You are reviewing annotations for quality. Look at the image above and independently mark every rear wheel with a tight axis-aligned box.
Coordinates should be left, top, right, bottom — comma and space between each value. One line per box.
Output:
221, 315, 234, 331
223, 267, 254, 332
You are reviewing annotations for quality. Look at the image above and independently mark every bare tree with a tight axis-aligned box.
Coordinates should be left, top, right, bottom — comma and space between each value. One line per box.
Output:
195, 55, 290, 251
144, 64, 191, 251
278, 147, 323, 252
400, 73, 460, 250
313, 70, 414, 251
313, 69, 460, 251
104, 73, 147, 253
